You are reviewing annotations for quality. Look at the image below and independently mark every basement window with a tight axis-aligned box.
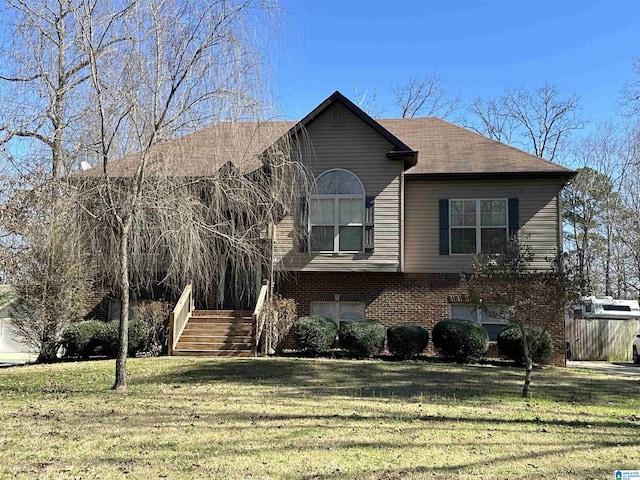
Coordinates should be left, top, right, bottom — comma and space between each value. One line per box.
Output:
310, 301, 365, 327
450, 304, 507, 341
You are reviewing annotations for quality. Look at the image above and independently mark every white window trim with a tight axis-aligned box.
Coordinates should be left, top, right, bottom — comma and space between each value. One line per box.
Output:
449, 198, 508, 255
310, 169, 365, 254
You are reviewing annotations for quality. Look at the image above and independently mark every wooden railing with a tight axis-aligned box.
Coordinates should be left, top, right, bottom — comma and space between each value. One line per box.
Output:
168, 284, 194, 355
253, 280, 270, 356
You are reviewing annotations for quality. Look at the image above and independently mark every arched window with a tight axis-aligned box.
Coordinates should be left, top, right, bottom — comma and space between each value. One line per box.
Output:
309, 169, 364, 252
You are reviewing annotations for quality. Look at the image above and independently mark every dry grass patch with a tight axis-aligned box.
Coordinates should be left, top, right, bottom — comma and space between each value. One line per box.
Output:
0, 357, 639, 479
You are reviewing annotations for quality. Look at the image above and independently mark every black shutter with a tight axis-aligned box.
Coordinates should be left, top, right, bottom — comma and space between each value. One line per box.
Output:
298, 196, 309, 252
439, 199, 449, 255
508, 198, 519, 239
364, 196, 375, 252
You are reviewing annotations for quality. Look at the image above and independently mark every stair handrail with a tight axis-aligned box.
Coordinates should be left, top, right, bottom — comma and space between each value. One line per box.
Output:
169, 284, 194, 355
253, 280, 270, 356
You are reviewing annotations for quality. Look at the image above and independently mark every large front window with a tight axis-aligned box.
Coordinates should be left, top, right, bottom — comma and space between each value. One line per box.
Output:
310, 169, 364, 253
450, 199, 507, 254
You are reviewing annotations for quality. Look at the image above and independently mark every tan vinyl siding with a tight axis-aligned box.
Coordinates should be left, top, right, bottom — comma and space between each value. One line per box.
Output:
404, 179, 562, 273
274, 104, 403, 272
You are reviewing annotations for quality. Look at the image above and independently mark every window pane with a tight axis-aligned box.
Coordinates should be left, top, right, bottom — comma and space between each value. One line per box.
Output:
339, 198, 363, 224
481, 228, 507, 254
480, 305, 508, 324
450, 200, 476, 227
310, 198, 335, 224
310, 226, 334, 251
483, 324, 505, 342
480, 200, 506, 226
339, 302, 365, 320
451, 228, 476, 254
450, 304, 477, 322
310, 302, 336, 320
339, 226, 363, 251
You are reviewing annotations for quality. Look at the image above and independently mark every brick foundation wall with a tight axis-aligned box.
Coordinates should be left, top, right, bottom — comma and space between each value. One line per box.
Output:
276, 271, 566, 367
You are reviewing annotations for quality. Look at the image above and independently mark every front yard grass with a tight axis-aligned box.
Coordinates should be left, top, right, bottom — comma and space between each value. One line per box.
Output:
0, 357, 638, 479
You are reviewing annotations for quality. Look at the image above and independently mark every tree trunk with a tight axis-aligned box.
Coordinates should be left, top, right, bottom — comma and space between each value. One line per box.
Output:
519, 323, 533, 399
113, 221, 131, 391
522, 358, 533, 399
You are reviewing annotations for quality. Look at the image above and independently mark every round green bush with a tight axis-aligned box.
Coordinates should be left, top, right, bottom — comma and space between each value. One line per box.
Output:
387, 324, 429, 359
96, 319, 145, 358
339, 319, 386, 357
292, 316, 338, 355
432, 319, 489, 364
497, 324, 554, 365
62, 320, 106, 359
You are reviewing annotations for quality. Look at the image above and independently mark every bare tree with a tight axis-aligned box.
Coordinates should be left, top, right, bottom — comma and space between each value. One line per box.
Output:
467, 82, 585, 161
619, 57, 640, 117
464, 240, 568, 398
392, 73, 461, 119
73, 0, 306, 391
353, 84, 383, 117
0, 0, 115, 360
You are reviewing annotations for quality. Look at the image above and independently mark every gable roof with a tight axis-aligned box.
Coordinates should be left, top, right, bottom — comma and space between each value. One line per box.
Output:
80, 91, 575, 179
291, 91, 418, 164
379, 117, 575, 178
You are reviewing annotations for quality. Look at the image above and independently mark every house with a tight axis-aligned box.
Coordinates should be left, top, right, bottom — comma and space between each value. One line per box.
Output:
87, 91, 576, 365
269, 92, 574, 366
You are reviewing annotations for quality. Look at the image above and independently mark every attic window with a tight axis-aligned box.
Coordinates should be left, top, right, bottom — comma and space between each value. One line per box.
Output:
331, 109, 343, 127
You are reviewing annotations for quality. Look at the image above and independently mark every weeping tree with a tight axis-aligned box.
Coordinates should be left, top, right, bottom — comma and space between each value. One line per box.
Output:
71, 0, 309, 390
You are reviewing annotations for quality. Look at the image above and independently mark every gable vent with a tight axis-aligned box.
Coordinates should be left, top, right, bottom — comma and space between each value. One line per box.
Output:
331, 109, 343, 126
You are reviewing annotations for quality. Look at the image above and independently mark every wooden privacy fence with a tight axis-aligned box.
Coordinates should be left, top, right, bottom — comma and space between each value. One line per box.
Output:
566, 318, 640, 361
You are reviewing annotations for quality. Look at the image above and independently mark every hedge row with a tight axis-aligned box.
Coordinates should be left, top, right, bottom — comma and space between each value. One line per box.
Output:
291, 316, 552, 365
62, 316, 168, 359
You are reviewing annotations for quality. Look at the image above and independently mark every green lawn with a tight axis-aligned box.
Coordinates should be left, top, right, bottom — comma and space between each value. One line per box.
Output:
0, 357, 638, 479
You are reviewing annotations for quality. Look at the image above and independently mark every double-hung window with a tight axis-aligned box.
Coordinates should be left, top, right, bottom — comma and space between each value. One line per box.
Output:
309, 169, 365, 253
450, 199, 508, 254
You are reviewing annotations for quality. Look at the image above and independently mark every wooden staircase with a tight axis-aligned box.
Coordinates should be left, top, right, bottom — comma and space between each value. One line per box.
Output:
172, 310, 255, 357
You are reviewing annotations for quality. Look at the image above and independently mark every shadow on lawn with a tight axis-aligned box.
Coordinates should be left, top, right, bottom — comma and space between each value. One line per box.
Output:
137, 358, 640, 404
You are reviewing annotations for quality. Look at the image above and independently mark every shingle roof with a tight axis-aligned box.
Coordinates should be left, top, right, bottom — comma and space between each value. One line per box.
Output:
80, 121, 295, 177
80, 98, 574, 178
379, 117, 574, 177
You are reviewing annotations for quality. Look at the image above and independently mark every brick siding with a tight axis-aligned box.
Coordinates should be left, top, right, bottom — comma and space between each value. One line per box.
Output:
277, 271, 566, 367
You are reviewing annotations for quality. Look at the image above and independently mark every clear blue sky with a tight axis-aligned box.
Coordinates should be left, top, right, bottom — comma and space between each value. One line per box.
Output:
273, 0, 640, 125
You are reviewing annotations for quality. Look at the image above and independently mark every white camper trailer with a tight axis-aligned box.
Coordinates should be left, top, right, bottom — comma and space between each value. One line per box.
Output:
572, 296, 640, 320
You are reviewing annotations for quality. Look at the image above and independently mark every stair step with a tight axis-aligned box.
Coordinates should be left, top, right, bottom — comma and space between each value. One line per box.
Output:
193, 310, 253, 317
175, 341, 253, 350
188, 316, 253, 324
182, 325, 253, 335
179, 334, 253, 343
172, 349, 254, 357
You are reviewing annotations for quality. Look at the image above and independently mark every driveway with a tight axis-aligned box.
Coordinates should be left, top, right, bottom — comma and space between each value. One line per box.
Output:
567, 360, 640, 377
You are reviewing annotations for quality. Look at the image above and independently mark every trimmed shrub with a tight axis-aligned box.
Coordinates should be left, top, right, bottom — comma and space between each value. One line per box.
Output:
62, 318, 148, 359
432, 319, 489, 364
62, 320, 105, 359
497, 324, 554, 365
292, 316, 338, 355
339, 319, 386, 357
132, 301, 170, 356
387, 324, 429, 359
